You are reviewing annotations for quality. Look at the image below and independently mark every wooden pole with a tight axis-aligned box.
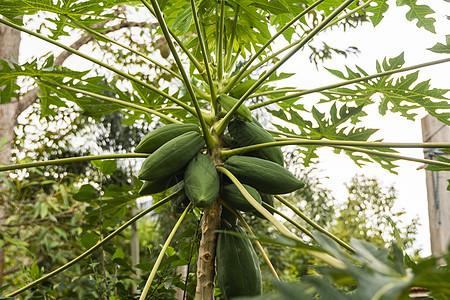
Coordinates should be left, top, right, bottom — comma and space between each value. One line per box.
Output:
421, 115, 450, 259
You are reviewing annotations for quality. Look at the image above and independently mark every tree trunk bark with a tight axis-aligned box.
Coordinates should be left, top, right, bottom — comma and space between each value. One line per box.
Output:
0, 21, 22, 287
195, 200, 222, 300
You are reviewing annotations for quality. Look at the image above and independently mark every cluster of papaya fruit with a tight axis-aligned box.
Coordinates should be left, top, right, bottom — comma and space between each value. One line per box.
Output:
135, 97, 304, 299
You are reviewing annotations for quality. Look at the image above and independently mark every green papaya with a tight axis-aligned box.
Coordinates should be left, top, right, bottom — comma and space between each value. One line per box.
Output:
138, 170, 185, 196
217, 94, 252, 122
138, 131, 204, 181
184, 153, 220, 208
228, 119, 284, 166
135, 123, 200, 154
217, 225, 262, 299
221, 184, 262, 212
223, 156, 304, 194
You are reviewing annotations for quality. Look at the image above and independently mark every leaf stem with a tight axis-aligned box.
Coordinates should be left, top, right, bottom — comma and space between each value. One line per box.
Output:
224, 0, 325, 94
275, 196, 355, 253
225, 6, 240, 72
0, 153, 148, 172
143, 5, 208, 83
221, 139, 450, 156
139, 203, 192, 300
216, 167, 300, 240
40, 80, 181, 123
262, 203, 314, 240
249, 57, 450, 110
217, 0, 225, 82
6, 192, 179, 297
142, 0, 215, 149
220, 139, 450, 168
215, 0, 356, 135
188, 0, 218, 106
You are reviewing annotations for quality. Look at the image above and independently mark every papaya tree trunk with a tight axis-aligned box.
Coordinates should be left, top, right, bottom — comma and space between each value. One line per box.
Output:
195, 199, 222, 299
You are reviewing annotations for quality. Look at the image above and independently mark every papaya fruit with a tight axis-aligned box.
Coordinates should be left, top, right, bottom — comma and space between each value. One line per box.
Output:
138, 131, 204, 181
221, 184, 262, 212
217, 94, 252, 122
184, 153, 220, 208
228, 119, 284, 166
223, 156, 304, 194
138, 170, 185, 196
217, 225, 262, 299
135, 123, 200, 153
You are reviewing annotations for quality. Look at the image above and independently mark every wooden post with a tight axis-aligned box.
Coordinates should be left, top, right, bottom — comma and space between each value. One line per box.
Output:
421, 115, 450, 258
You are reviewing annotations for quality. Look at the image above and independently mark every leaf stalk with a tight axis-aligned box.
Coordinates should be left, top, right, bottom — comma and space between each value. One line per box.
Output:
0, 153, 148, 172
139, 203, 192, 300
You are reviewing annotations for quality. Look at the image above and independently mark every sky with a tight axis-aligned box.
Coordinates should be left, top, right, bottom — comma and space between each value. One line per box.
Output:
17, 1, 450, 256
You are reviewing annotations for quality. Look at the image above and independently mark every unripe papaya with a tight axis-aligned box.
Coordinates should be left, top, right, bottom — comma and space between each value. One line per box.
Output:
138, 131, 204, 181
217, 94, 252, 122
138, 170, 185, 196
223, 156, 304, 194
184, 153, 220, 208
217, 225, 262, 299
135, 123, 200, 153
228, 119, 284, 166
221, 184, 262, 212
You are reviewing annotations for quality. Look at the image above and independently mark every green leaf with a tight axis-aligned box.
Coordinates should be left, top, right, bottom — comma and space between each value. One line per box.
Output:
4, 236, 29, 247
171, 4, 193, 33
73, 184, 98, 202
91, 160, 117, 175
396, 0, 436, 33
0, 0, 128, 37
251, 0, 290, 15
112, 247, 125, 261
366, 0, 389, 27
429, 35, 450, 54
80, 232, 99, 249
326, 53, 450, 126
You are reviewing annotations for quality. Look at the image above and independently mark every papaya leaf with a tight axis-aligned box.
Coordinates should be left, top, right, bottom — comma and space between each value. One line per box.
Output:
366, 0, 389, 27
325, 53, 450, 125
0, 0, 128, 38
251, 0, 290, 15
268, 104, 393, 170
239, 232, 450, 299
396, 0, 436, 33
429, 35, 450, 54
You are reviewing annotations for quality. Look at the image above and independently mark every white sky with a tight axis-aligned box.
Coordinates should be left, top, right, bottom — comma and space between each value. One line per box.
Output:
17, 1, 450, 256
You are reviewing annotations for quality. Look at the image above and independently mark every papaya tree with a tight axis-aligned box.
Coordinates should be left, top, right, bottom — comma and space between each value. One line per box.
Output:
1, 0, 450, 299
